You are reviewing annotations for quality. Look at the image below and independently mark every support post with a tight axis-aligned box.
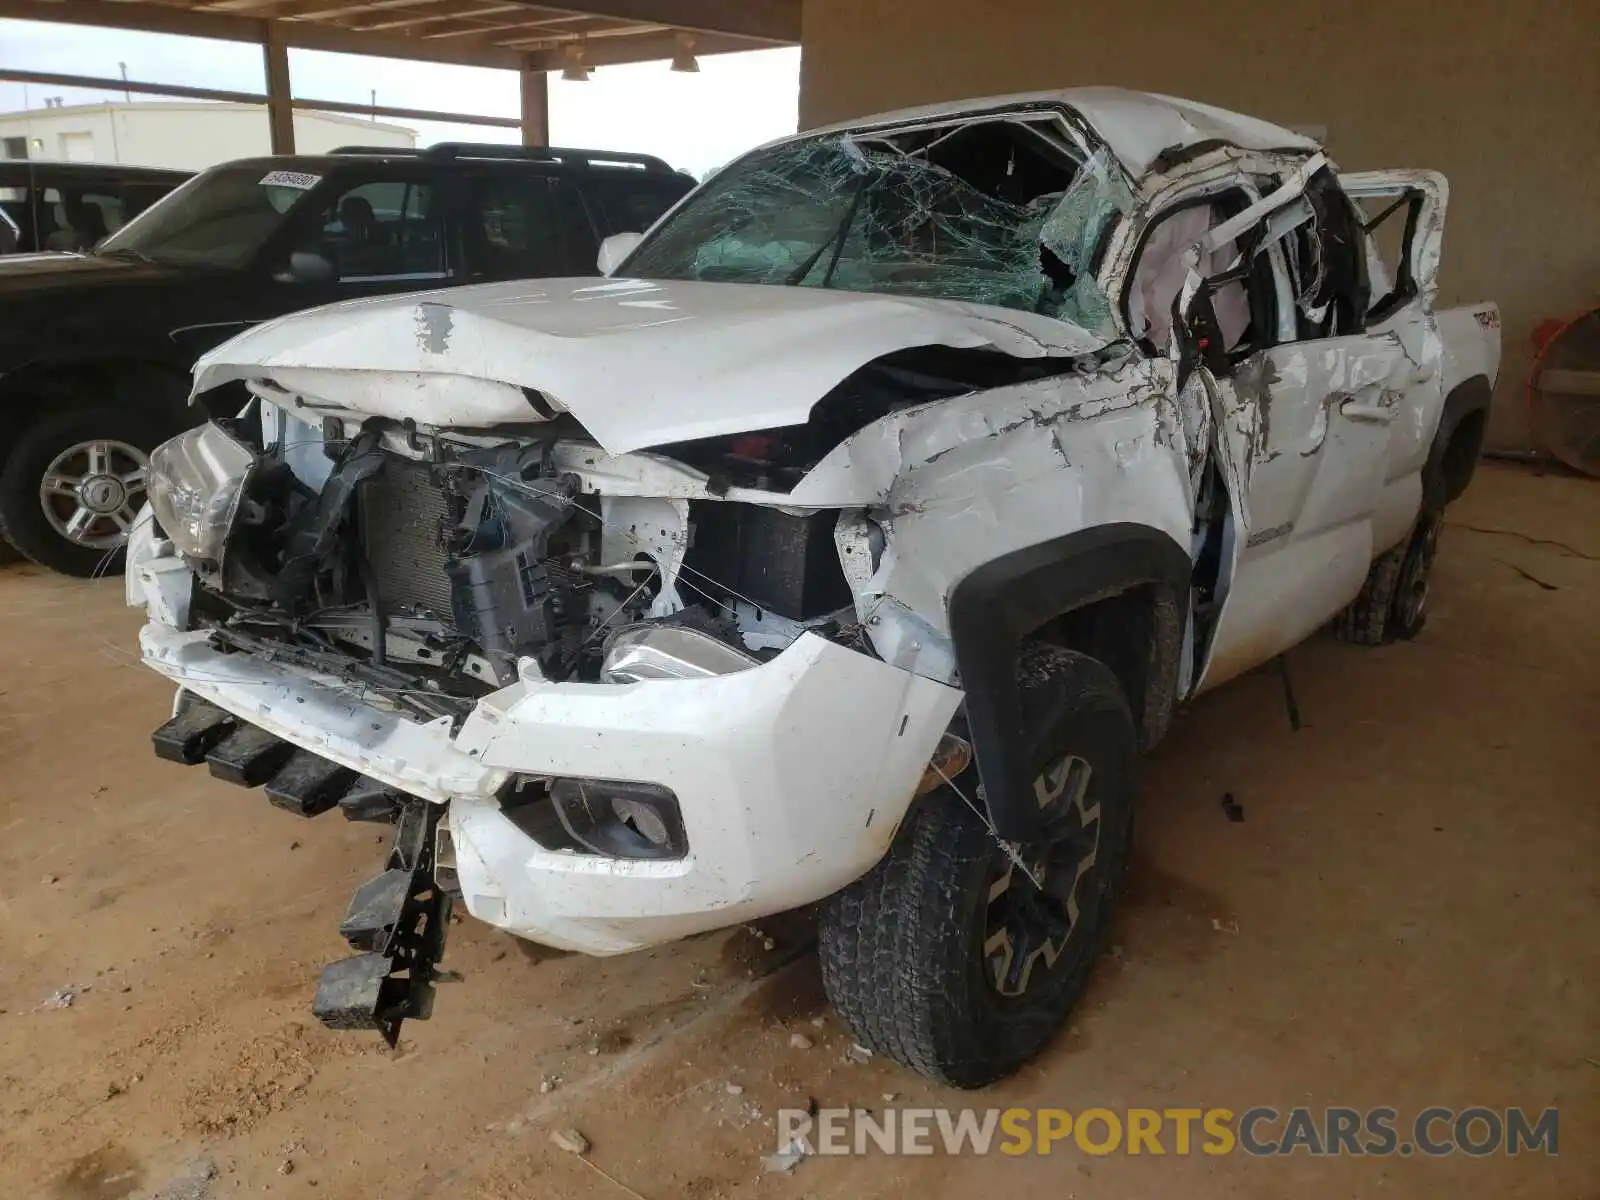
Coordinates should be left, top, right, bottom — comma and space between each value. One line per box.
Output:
520, 63, 549, 147
263, 22, 295, 155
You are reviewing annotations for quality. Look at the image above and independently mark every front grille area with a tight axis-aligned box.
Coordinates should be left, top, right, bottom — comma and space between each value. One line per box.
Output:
359, 458, 458, 620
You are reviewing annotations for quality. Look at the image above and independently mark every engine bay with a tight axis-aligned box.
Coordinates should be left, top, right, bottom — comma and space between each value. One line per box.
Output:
177, 408, 865, 724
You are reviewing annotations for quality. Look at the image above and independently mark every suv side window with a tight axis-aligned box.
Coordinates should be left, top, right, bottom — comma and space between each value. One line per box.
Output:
122, 183, 173, 223
0, 186, 30, 250
41, 186, 116, 251
295, 177, 451, 281
472, 173, 595, 278
582, 175, 691, 237
81, 188, 127, 234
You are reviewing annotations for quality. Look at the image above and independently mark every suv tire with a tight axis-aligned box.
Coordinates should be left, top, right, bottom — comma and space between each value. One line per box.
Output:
818, 644, 1136, 1088
1334, 509, 1442, 646
0, 403, 175, 578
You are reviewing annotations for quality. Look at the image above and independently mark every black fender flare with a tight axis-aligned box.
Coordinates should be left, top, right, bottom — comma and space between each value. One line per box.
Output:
947, 523, 1192, 842
1425, 375, 1492, 509
0, 354, 194, 461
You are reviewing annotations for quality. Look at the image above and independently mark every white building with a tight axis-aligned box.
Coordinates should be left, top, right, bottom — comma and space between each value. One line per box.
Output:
0, 102, 416, 170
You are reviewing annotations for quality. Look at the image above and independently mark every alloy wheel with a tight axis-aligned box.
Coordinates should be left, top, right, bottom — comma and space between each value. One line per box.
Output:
38, 438, 149, 552
982, 754, 1103, 998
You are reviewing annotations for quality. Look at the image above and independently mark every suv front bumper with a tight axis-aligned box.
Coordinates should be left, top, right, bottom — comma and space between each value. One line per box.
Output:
135, 560, 961, 955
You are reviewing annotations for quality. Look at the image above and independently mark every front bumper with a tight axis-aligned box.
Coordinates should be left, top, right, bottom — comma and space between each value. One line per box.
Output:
132, 551, 962, 955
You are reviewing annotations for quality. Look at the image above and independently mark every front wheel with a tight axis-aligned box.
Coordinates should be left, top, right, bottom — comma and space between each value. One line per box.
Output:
818, 645, 1137, 1088
0, 405, 171, 577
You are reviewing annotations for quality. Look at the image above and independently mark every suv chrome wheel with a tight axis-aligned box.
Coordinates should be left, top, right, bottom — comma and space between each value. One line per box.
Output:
39, 439, 149, 551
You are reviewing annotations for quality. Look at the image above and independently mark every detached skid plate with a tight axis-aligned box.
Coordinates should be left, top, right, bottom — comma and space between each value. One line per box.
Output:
153, 697, 450, 1045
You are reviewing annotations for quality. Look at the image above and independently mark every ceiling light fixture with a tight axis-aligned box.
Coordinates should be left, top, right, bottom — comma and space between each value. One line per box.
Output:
670, 32, 699, 73
561, 41, 591, 82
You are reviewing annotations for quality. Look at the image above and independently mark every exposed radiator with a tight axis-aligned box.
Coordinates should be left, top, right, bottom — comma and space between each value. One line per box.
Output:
359, 458, 458, 621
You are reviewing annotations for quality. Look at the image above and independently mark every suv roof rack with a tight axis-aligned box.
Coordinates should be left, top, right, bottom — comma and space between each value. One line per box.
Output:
329, 143, 674, 173
327, 145, 424, 157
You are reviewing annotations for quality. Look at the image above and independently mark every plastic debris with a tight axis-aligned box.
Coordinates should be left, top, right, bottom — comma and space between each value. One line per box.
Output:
551, 1127, 591, 1155
763, 1138, 811, 1175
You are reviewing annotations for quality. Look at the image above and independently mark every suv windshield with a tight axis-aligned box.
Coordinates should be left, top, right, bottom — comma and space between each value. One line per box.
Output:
623, 120, 1133, 337
98, 164, 318, 267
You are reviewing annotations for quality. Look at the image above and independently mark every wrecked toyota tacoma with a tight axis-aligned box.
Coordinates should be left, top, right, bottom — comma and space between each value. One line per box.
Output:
129, 88, 1501, 1086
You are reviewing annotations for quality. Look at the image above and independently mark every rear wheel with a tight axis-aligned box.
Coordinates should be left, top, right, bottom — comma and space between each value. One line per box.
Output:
818, 645, 1136, 1088
0, 404, 171, 577
1335, 509, 1442, 645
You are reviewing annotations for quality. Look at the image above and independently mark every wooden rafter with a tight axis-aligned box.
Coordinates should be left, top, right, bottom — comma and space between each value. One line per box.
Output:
0, 0, 796, 72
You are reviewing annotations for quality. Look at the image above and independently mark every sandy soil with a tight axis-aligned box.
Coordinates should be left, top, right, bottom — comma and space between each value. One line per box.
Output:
1, 461, 1594, 1200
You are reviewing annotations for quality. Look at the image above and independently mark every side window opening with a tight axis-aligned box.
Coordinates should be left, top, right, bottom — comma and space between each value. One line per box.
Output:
1272, 168, 1368, 339
81, 189, 126, 235
295, 178, 449, 281
1128, 190, 1277, 361
1354, 189, 1423, 323
583, 175, 692, 238
41, 186, 107, 252
0, 187, 26, 247
122, 183, 173, 223
474, 174, 595, 278
37, 185, 123, 250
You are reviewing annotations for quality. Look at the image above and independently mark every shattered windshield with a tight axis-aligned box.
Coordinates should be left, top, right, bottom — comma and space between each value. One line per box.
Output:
623, 117, 1135, 339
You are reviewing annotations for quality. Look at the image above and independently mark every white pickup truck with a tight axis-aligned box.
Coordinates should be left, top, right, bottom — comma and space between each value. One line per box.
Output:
129, 88, 1501, 1086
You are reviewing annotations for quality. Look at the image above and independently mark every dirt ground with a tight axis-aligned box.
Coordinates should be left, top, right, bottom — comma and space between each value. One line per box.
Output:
1, 461, 1594, 1200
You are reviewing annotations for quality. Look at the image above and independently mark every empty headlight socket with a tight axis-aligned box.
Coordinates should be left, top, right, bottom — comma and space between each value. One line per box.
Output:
549, 778, 687, 860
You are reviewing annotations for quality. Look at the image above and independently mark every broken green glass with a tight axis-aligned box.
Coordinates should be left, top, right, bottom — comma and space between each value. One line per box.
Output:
625, 123, 1134, 341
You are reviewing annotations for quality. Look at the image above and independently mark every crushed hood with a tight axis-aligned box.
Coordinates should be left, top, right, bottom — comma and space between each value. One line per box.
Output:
190, 277, 1107, 456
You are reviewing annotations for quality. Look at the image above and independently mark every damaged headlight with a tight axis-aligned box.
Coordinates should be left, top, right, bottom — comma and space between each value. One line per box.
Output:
147, 423, 256, 568
601, 625, 756, 683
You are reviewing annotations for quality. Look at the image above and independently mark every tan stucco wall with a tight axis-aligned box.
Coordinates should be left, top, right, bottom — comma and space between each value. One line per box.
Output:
798, 0, 1598, 448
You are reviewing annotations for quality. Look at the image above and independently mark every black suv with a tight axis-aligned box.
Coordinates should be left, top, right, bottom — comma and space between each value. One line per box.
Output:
0, 159, 191, 255
0, 143, 695, 575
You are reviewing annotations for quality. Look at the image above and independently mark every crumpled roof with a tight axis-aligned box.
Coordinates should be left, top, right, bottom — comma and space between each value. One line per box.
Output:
807, 86, 1321, 182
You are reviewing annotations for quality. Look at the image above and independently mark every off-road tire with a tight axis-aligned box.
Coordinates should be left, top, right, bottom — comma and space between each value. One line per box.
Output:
818, 645, 1137, 1088
1334, 509, 1443, 645
0, 403, 176, 578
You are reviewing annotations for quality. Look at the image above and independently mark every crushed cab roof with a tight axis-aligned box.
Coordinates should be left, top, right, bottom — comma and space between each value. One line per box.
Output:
808, 86, 1321, 179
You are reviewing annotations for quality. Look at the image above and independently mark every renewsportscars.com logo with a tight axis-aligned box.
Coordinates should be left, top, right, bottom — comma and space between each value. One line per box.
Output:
775, 1106, 1560, 1158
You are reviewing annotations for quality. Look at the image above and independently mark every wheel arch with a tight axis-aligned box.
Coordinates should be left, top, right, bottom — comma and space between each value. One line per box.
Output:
0, 355, 193, 462
1426, 374, 1492, 508
948, 522, 1191, 841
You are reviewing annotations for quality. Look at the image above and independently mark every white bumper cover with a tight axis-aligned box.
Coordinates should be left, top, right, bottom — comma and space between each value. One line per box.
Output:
134, 549, 962, 955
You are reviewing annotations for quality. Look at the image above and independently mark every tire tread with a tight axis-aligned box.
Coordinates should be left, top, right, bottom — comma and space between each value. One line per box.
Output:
819, 644, 1136, 1088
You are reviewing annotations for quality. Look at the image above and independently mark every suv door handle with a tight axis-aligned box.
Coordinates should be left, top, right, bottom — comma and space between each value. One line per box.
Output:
1339, 397, 1397, 425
